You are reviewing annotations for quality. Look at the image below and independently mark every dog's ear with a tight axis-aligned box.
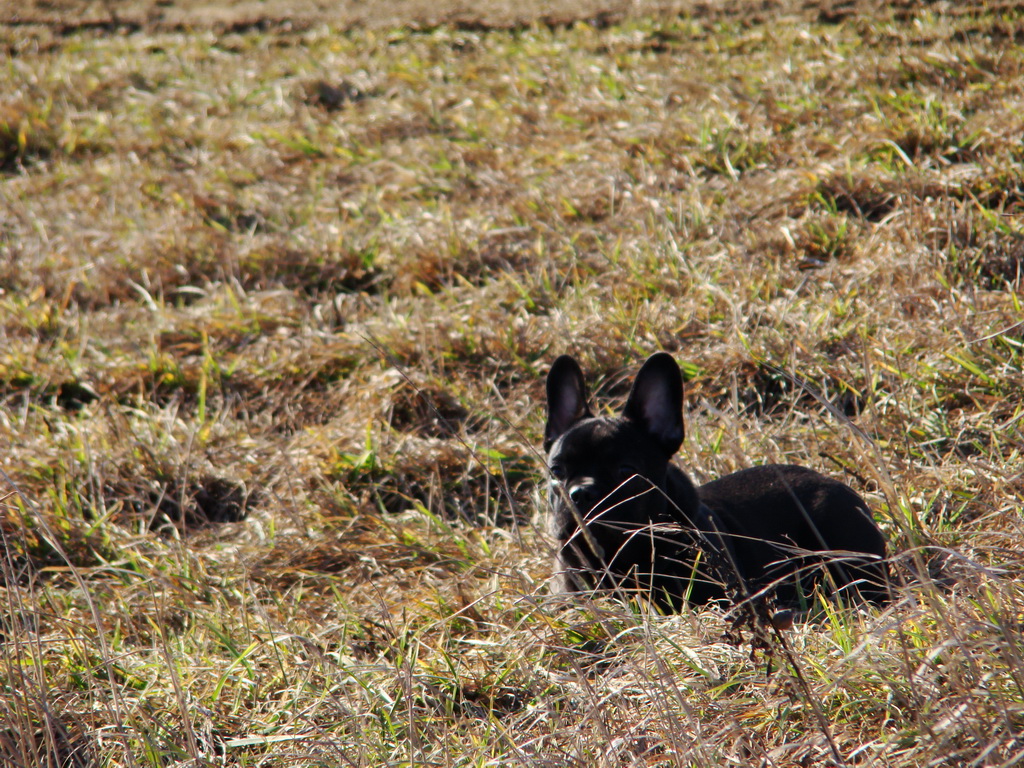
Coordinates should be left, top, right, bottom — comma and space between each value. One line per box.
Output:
622, 352, 685, 455
545, 355, 592, 451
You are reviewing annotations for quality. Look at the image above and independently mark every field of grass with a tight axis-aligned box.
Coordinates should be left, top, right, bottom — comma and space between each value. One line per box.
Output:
2, 0, 1024, 765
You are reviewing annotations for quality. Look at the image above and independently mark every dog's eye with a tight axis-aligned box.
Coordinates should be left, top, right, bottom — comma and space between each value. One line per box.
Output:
549, 463, 566, 481
618, 464, 640, 480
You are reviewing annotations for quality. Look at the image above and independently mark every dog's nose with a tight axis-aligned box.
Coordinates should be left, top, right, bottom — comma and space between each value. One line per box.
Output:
569, 483, 598, 510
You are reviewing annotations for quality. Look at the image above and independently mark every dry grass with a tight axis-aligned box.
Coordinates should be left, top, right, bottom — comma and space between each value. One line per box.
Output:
2, 0, 1024, 765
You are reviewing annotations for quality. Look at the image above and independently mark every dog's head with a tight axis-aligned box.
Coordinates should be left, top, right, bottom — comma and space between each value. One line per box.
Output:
544, 353, 695, 569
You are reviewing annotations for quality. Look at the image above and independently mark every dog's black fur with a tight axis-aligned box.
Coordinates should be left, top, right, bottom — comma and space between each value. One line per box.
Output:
544, 352, 890, 611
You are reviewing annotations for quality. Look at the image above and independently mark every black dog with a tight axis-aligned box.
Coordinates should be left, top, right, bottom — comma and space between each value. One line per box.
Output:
544, 352, 889, 611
